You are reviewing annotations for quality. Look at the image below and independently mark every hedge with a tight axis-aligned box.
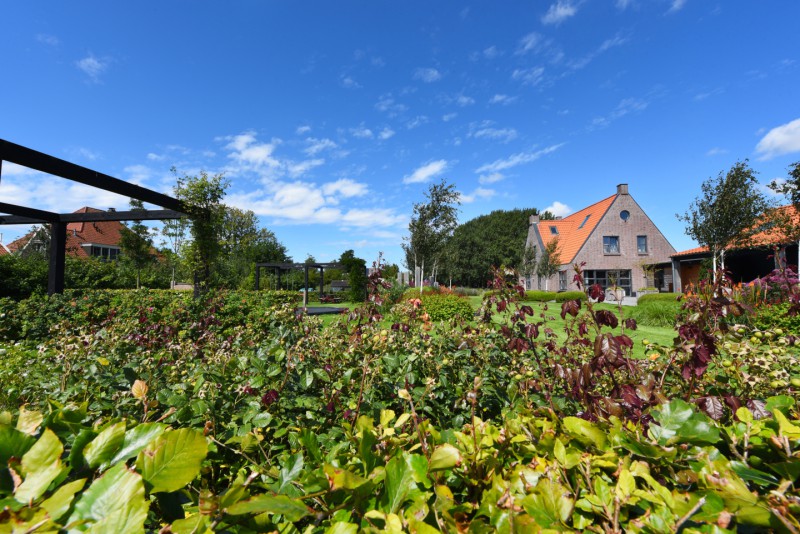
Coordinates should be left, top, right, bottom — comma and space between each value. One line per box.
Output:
637, 292, 681, 304
554, 290, 588, 302
524, 290, 558, 302
419, 293, 475, 321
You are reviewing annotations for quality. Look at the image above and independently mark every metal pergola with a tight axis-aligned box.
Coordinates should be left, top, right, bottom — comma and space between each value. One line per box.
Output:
0, 139, 187, 295
254, 262, 345, 308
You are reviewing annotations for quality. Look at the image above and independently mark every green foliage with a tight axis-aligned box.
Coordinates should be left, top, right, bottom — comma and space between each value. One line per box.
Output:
445, 207, 538, 287
118, 199, 156, 289
536, 237, 562, 285
419, 293, 474, 321
0, 254, 48, 299
637, 292, 681, 304
524, 290, 557, 301
678, 160, 772, 265
752, 302, 800, 333
402, 180, 460, 280
554, 290, 587, 302
625, 300, 681, 328
339, 250, 368, 302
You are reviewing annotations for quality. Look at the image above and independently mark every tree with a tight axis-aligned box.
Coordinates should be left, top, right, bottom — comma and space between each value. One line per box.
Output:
519, 243, 537, 289
173, 170, 229, 295
536, 238, 561, 290
338, 250, 367, 302
402, 180, 460, 292
218, 206, 289, 288
678, 161, 771, 279
444, 208, 540, 287
118, 199, 155, 289
161, 216, 190, 288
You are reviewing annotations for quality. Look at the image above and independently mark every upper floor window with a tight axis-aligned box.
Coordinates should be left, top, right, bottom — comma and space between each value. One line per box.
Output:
637, 235, 648, 254
603, 236, 620, 255
87, 244, 120, 261
620, 210, 630, 222
549, 226, 559, 235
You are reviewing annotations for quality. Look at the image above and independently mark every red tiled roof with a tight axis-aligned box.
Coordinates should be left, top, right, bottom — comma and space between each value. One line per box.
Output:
539, 194, 617, 264
0, 244, 9, 256
672, 245, 710, 257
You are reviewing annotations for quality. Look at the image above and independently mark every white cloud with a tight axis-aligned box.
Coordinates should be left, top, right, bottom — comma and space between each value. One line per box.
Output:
442, 113, 458, 122
459, 187, 496, 204
378, 127, 395, 140
568, 34, 628, 71
36, 33, 59, 46
543, 201, 572, 217
375, 94, 408, 116
296, 125, 312, 135
304, 137, 337, 156
350, 125, 374, 139
512, 67, 545, 87
147, 152, 166, 161
706, 147, 728, 156
541, 1, 578, 25
75, 54, 108, 82
478, 172, 505, 184
517, 32, 542, 55
489, 94, 517, 105
668, 0, 687, 12
755, 117, 800, 159
615, 0, 634, 9
472, 127, 518, 143
123, 164, 153, 185
404, 160, 448, 184
322, 178, 368, 198
455, 94, 475, 107
287, 159, 324, 178
483, 46, 499, 59
340, 75, 361, 89
340, 208, 405, 228
590, 97, 648, 129
224, 131, 281, 171
413, 67, 442, 83
406, 116, 429, 129
476, 144, 564, 174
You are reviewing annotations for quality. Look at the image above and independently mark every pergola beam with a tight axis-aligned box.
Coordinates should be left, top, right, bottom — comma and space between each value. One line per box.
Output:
0, 202, 59, 223
0, 139, 184, 212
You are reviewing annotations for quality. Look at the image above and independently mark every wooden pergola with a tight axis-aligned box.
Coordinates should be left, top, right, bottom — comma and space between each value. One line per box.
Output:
0, 139, 187, 295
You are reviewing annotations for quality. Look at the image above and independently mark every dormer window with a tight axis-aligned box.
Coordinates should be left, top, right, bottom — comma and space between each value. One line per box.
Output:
549, 226, 559, 235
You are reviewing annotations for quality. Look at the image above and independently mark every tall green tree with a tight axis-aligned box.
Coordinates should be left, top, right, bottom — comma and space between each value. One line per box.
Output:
160, 216, 189, 288
678, 161, 771, 278
119, 199, 155, 289
536, 238, 562, 290
519, 243, 537, 289
173, 170, 229, 295
402, 180, 460, 291
338, 249, 367, 302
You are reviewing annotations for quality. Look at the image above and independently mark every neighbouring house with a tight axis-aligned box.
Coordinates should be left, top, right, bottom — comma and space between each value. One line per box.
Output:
523, 184, 677, 297
0, 242, 10, 256
7, 207, 126, 260
671, 204, 800, 290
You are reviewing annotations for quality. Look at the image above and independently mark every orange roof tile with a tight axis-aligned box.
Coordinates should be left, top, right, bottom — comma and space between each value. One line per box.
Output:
672, 245, 710, 257
539, 194, 617, 263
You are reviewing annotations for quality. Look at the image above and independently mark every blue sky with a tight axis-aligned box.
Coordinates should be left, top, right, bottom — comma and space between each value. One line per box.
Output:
2, 1, 799, 268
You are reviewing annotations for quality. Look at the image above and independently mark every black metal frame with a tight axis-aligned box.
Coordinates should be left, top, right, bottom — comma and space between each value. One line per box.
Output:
254, 262, 345, 308
0, 139, 187, 295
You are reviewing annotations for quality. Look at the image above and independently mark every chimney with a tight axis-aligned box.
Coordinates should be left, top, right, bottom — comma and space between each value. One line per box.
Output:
554, 216, 562, 220
617, 184, 629, 195
108, 207, 116, 212
529, 214, 540, 225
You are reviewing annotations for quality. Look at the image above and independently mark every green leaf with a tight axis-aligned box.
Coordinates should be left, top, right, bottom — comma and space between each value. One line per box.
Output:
615, 469, 635, 501
323, 464, 368, 491
226, 494, 310, 521
83, 422, 126, 469
15, 428, 63, 503
0, 424, 36, 464
135, 428, 208, 494
562, 416, 607, 449
277, 453, 304, 493
553, 438, 567, 465
105, 423, 166, 470
169, 513, 209, 534
765, 395, 795, 415
67, 462, 147, 533
385, 453, 419, 514
428, 444, 461, 472
15, 407, 43, 435
730, 461, 779, 486
324, 522, 359, 534
40, 478, 86, 522
774, 410, 800, 439
676, 417, 720, 445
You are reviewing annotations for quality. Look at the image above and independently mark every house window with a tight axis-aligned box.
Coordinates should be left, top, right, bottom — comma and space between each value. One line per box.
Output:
603, 236, 620, 255
637, 235, 648, 254
558, 270, 567, 291
620, 210, 630, 222
89, 245, 120, 261
578, 215, 590, 229
583, 270, 632, 296
549, 226, 559, 235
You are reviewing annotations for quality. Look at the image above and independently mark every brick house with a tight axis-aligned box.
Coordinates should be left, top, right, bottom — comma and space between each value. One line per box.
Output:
523, 184, 676, 296
8, 207, 126, 260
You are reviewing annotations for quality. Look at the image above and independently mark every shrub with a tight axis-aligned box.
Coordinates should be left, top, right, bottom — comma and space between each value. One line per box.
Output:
419, 293, 474, 321
452, 286, 482, 297
524, 290, 557, 302
625, 301, 681, 328
752, 303, 800, 334
637, 292, 681, 304
554, 290, 587, 302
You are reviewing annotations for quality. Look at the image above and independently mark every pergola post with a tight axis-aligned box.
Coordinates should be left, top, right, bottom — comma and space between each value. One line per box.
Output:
319, 267, 324, 295
254, 265, 260, 290
303, 265, 309, 309
48, 221, 67, 295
